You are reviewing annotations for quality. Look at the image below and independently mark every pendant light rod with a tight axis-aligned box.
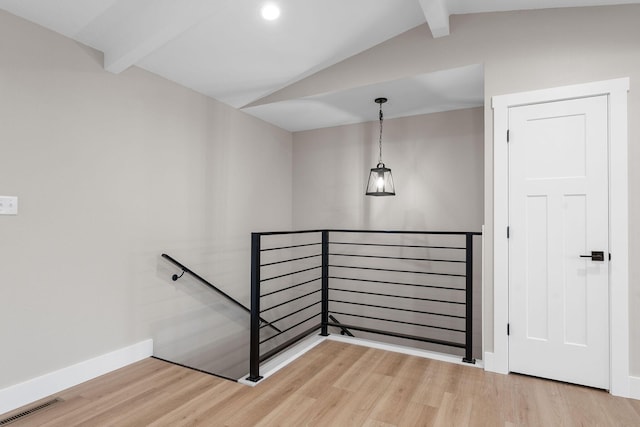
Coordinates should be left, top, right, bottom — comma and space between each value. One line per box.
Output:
375, 97, 387, 164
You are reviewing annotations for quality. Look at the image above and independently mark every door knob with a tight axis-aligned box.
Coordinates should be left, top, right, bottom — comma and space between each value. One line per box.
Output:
579, 251, 605, 261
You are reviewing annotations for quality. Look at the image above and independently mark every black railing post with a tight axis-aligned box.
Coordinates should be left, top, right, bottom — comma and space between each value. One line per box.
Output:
463, 233, 476, 364
247, 233, 263, 382
321, 230, 329, 336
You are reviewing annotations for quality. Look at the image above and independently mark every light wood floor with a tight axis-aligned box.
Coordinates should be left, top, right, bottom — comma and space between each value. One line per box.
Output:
4, 340, 640, 426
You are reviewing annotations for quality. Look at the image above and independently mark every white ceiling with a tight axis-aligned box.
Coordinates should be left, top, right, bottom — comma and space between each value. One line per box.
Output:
1, 0, 637, 131
244, 64, 484, 132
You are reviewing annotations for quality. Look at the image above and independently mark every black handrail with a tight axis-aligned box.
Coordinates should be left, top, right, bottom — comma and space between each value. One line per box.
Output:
161, 253, 281, 333
254, 228, 481, 236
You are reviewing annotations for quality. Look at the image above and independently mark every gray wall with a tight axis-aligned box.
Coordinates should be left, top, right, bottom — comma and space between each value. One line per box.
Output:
0, 11, 292, 388
261, 5, 640, 375
292, 107, 484, 356
292, 108, 483, 231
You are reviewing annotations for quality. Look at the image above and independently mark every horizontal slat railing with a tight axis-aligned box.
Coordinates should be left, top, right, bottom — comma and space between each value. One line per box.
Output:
248, 231, 324, 382
248, 229, 481, 382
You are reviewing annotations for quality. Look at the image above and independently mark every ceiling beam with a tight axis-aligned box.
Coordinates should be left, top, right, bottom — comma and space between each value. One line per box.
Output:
102, 0, 231, 74
418, 0, 450, 38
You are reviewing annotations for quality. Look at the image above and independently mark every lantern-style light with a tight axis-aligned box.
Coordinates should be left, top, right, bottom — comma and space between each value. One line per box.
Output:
366, 97, 395, 196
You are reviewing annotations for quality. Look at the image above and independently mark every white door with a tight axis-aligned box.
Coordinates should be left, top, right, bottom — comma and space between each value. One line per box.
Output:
508, 95, 609, 389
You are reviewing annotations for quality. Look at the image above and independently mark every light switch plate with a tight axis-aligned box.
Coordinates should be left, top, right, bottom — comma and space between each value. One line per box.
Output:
0, 196, 18, 215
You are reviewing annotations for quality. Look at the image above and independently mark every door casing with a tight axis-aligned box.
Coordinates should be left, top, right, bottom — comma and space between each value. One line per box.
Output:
487, 78, 630, 397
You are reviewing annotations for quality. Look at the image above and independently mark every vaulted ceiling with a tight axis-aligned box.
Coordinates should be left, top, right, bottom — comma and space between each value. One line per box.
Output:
1, 0, 637, 130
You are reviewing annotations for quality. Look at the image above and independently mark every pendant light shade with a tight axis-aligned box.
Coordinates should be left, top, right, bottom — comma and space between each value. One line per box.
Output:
366, 97, 395, 196
366, 162, 395, 196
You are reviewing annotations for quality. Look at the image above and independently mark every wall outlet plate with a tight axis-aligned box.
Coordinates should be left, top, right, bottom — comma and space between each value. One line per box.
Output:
0, 196, 18, 215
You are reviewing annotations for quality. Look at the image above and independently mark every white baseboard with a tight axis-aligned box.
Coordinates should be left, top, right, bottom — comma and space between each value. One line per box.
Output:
0, 339, 153, 415
482, 351, 508, 375
238, 334, 327, 386
483, 351, 496, 372
630, 376, 640, 400
328, 335, 483, 368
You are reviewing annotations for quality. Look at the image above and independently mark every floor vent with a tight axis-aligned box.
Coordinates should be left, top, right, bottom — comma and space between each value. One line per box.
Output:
0, 398, 63, 425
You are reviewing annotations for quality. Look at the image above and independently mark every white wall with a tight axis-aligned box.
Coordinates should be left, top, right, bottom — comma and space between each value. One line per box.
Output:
260, 5, 640, 375
0, 11, 292, 389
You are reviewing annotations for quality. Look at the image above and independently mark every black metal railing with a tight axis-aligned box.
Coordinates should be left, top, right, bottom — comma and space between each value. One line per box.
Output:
247, 230, 481, 382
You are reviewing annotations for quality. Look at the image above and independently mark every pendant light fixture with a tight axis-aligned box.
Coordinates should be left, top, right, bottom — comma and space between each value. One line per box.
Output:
366, 97, 396, 196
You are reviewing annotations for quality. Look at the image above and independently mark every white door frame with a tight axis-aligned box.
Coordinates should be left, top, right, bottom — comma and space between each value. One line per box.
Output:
488, 78, 630, 397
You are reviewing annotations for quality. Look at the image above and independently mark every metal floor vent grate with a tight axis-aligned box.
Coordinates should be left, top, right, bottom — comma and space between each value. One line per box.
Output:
0, 398, 63, 425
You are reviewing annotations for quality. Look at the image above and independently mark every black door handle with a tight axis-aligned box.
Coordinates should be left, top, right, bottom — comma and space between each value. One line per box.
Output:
580, 251, 605, 261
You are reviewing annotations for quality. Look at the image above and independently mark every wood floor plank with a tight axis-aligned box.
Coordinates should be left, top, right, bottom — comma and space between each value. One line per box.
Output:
223, 342, 355, 426
2, 359, 170, 427
409, 359, 454, 408
332, 347, 384, 392
467, 374, 508, 426
372, 350, 406, 377
431, 391, 472, 427
57, 368, 209, 427
312, 373, 392, 426
556, 381, 616, 427
252, 393, 317, 427
31, 363, 189, 427
593, 391, 640, 426
362, 418, 397, 427
147, 380, 243, 427
4, 340, 640, 426
295, 341, 368, 399
106, 375, 221, 427
303, 386, 352, 427
508, 374, 544, 426
369, 375, 422, 424
396, 401, 437, 427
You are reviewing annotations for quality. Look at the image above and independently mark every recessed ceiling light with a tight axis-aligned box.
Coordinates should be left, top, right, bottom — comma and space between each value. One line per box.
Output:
261, 3, 280, 21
